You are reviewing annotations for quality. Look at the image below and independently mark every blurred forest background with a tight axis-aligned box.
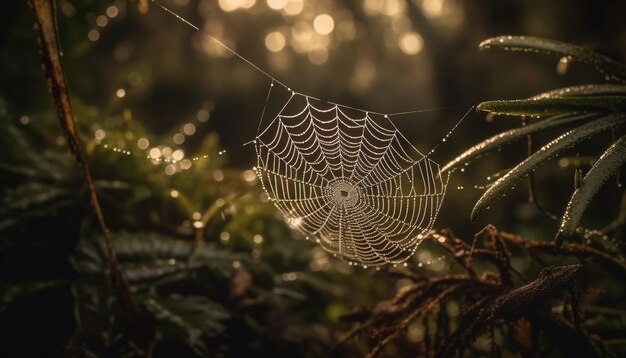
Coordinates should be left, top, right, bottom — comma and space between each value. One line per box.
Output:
1, 0, 626, 356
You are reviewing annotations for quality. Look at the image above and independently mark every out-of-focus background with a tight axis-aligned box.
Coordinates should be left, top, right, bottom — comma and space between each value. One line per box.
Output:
1, 0, 626, 356
4, 0, 626, 236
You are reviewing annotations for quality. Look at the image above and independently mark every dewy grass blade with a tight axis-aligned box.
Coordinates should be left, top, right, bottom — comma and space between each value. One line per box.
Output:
480, 36, 626, 82
441, 113, 599, 173
471, 114, 626, 221
477, 96, 626, 117
531, 84, 626, 99
557, 134, 626, 245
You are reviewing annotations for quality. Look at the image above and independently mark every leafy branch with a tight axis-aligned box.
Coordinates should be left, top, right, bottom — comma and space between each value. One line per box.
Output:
443, 35, 626, 245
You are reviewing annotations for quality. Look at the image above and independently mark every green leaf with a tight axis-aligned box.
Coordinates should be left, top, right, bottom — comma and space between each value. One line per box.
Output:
71, 232, 258, 356
441, 113, 598, 173
479, 36, 626, 82
477, 96, 626, 117
532, 84, 626, 99
73, 231, 239, 287
0, 188, 77, 230
142, 294, 230, 356
556, 134, 626, 244
471, 114, 626, 221
0, 280, 66, 313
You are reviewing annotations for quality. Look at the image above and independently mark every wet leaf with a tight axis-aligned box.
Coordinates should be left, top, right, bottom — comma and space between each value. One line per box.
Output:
557, 134, 626, 244
532, 84, 626, 99
471, 114, 626, 221
477, 96, 626, 117
73, 231, 239, 287
0, 280, 66, 313
479, 36, 626, 82
142, 295, 230, 356
441, 113, 598, 173
71, 232, 261, 356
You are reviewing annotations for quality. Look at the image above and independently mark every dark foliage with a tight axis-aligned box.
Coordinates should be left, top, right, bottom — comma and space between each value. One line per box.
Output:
336, 226, 625, 357
2, 1, 626, 357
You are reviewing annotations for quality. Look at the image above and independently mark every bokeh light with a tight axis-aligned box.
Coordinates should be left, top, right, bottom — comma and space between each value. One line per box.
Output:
87, 29, 99, 41
313, 14, 335, 35
265, 31, 286, 52
219, 0, 257, 12
308, 48, 328, 65
105, 5, 119, 18
422, 0, 444, 18
137, 138, 149, 149
282, 0, 304, 16
266, 0, 287, 11
399, 32, 424, 55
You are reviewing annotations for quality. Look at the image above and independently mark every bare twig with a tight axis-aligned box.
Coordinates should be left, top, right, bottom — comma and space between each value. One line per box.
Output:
499, 231, 626, 280
438, 265, 583, 358
366, 285, 459, 358
341, 226, 621, 357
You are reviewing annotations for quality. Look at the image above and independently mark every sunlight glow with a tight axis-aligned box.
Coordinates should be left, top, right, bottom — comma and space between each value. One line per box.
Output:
183, 123, 196, 135
95, 129, 106, 141
422, 0, 444, 18
313, 14, 335, 35
180, 159, 192, 169
137, 138, 149, 149
213, 170, 225, 181
105, 6, 118, 18
291, 21, 314, 53
267, 0, 287, 10
165, 164, 176, 175
173, 133, 185, 144
383, 0, 404, 16
265, 31, 286, 52
172, 149, 185, 161
282, 0, 303, 15
363, 0, 383, 15
149, 148, 161, 159
197, 109, 210, 122
336, 20, 357, 41
308, 48, 328, 65
218, 0, 238, 12
242, 169, 258, 182
240, 0, 256, 9
392, 16, 411, 34
399, 32, 423, 55
96, 15, 108, 27
218, 0, 256, 12
87, 29, 99, 41
289, 217, 303, 228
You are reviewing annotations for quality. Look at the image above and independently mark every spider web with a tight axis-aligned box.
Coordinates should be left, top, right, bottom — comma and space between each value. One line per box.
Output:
151, 1, 458, 267
254, 89, 450, 267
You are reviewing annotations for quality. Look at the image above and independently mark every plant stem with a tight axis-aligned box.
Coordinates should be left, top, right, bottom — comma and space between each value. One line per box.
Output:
524, 118, 560, 222
27, 0, 136, 313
